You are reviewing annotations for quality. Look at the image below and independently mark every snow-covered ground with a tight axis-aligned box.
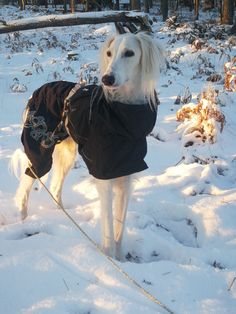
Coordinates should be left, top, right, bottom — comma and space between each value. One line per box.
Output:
0, 5, 236, 314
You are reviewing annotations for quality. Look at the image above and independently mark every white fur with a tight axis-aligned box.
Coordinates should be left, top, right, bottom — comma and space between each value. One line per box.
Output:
11, 32, 164, 260
100, 32, 164, 107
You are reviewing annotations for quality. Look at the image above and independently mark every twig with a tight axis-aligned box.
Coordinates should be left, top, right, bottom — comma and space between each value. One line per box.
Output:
62, 278, 70, 291
174, 156, 185, 166
228, 277, 236, 292
192, 155, 208, 165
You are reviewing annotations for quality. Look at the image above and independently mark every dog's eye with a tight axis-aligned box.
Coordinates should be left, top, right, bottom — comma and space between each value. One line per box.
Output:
107, 50, 112, 57
124, 50, 135, 57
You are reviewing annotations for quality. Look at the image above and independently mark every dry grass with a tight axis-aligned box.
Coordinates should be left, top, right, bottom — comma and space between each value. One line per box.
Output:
176, 87, 225, 144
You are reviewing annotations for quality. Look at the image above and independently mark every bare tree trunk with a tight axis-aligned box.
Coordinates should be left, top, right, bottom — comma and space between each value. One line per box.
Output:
115, 0, 120, 10
144, 0, 149, 13
189, 0, 193, 11
221, 0, 234, 24
70, 0, 75, 13
85, 0, 90, 11
161, 0, 168, 21
175, 0, 179, 11
194, 0, 200, 19
131, 0, 141, 10
203, 0, 215, 10
19, 0, 25, 10
219, 0, 223, 18
63, 0, 67, 13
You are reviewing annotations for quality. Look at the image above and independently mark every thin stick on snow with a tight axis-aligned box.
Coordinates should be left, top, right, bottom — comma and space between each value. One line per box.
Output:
62, 278, 70, 291
28, 164, 175, 314
228, 277, 236, 291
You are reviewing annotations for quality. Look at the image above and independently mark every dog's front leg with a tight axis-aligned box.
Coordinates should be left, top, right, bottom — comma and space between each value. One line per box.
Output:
113, 175, 132, 260
50, 137, 77, 208
96, 179, 115, 257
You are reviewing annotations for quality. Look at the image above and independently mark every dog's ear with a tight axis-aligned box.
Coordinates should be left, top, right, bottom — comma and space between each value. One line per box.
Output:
137, 32, 165, 76
136, 32, 165, 106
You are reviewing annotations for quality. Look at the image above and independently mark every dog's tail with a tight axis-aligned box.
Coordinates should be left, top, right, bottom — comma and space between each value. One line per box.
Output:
9, 148, 28, 180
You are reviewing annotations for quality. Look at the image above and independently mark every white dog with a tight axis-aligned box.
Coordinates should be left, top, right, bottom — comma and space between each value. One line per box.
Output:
11, 32, 164, 260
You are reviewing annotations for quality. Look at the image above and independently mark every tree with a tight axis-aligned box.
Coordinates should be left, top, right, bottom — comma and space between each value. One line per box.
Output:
85, 0, 90, 11
194, 0, 200, 20
144, 0, 149, 13
19, 0, 25, 10
130, 0, 141, 10
203, 0, 215, 11
70, 0, 75, 12
114, 0, 120, 10
221, 0, 235, 24
63, 0, 67, 13
161, 0, 168, 21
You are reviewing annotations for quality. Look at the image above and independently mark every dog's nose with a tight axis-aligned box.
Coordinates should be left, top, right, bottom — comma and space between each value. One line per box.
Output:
102, 74, 115, 86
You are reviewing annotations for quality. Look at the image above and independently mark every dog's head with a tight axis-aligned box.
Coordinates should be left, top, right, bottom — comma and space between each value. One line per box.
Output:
100, 32, 164, 106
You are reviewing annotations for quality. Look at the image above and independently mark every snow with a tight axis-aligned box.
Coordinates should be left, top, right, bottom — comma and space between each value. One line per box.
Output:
0, 5, 236, 314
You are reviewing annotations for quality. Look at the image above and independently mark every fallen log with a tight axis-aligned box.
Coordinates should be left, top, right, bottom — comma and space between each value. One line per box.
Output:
0, 11, 151, 34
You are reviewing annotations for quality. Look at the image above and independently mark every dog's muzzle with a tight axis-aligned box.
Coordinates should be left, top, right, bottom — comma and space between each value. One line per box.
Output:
102, 74, 115, 87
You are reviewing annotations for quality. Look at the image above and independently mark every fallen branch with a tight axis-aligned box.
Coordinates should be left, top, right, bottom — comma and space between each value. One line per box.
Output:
0, 11, 150, 34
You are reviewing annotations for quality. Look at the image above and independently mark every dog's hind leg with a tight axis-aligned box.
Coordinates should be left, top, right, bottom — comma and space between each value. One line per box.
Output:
50, 137, 77, 207
11, 148, 35, 219
96, 179, 115, 258
15, 173, 35, 220
113, 175, 132, 260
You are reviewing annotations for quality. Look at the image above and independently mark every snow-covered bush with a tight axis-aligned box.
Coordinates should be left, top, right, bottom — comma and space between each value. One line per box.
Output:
78, 62, 99, 85
176, 87, 225, 148
10, 78, 27, 93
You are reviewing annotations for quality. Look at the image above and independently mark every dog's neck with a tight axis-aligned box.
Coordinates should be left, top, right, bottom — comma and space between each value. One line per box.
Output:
103, 81, 147, 105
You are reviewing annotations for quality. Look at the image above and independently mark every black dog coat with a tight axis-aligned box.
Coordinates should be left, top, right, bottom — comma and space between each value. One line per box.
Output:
22, 81, 157, 180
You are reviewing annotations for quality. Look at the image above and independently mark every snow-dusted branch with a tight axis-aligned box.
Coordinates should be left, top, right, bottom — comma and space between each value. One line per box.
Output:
0, 11, 148, 34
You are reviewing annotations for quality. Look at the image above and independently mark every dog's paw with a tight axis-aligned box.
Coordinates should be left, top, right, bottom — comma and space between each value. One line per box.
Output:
20, 209, 28, 221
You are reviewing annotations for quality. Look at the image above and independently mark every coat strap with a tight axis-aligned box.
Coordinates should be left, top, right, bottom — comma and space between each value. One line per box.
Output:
62, 83, 82, 123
